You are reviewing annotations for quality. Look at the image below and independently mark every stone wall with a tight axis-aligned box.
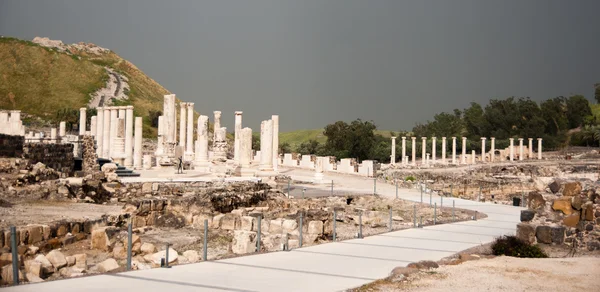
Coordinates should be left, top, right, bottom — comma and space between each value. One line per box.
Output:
0, 134, 24, 158
23, 143, 74, 175
81, 135, 99, 173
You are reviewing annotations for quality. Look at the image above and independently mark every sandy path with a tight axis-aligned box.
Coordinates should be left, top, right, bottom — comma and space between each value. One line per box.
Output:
403, 256, 600, 292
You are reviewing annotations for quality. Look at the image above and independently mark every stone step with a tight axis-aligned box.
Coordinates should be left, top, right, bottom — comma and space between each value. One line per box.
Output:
116, 169, 133, 174
117, 172, 140, 177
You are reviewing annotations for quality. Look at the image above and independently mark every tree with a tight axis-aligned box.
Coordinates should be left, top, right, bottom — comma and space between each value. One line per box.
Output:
463, 102, 487, 139
279, 142, 292, 154
55, 108, 79, 131
595, 83, 600, 104
296, 140, 321, 155
566, 95, 592, 128
483, 98, 520, 139
148, 110, 162, 128
322, 119, 377, 161
540, 97, 568, 135
516, 97, 546, 138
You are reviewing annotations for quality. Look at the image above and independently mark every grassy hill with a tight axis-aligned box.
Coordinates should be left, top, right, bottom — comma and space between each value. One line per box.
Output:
0, 36, 171, 137
279, 128, 397, 150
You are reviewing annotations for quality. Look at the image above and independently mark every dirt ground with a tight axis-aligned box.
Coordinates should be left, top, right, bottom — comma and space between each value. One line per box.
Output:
350, 244, 600, 292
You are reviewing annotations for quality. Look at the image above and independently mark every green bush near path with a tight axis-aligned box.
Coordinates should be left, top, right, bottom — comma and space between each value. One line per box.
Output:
491, 235, 548, 258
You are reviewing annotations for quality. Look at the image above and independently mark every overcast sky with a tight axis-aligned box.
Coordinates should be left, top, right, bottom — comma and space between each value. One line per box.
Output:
1, 0, 600, 132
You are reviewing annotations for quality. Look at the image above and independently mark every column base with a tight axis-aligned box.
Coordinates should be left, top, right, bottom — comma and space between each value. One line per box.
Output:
234, 166, 256, 177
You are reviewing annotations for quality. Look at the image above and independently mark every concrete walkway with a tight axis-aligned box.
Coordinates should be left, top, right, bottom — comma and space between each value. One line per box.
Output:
7, 170, 522, 292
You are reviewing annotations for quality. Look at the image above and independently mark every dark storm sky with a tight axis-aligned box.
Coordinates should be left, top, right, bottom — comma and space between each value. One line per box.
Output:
1, 0, 600, 132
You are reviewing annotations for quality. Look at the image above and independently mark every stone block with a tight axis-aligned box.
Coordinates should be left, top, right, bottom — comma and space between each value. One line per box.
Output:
46, 250, 67, 270
571, 196, 583, 210
308, 221, 324, 235
24, 260, 42, 278
151, 248, 178, 265
1, 265, 24, 285
550, 226, 565, 244
113, 245, 127, 259
552, 198, 573, 215
240, 216, 256, 231
141, 242, 156, 254
34, 254, 54, 275
221, 214, 240, 230
535, 226, 552, 244
74, 254, 87, 269
182, 250, 200, 263
232, 230, 257, 254
27, 225, 43, 244
66, 256, 76, 267
90, 227, 110, 251
211, 214, 225, 229
527, 191, 546, 210
548, 180, 562, 194
282, 219, 298, 233
563, 212, 580, 227
269, 219, 284, 234
122, 234, 141, 247
562, 182, 582, 197
516, 223, 535, 244
95, 258, 119, 273
520, 210, 535, 222
582, 202, 594, 221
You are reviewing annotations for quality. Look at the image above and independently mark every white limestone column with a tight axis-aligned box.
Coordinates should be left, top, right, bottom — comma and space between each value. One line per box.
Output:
118, 107, 126, 119
109, 107, 118, 158
59, 121, 66, 137
124, 106, 134, 167
79, 108, 86, 135
198, 115, 209, 139
259, 119, 274, 171
528, 138, 533, 159
239, 127, 253, 168
421, 137, 426, 165
156, 116, 164, 156
95, 108, 103, 156
186, 103, 194, 155
518, 138, 524, 161
272, 115, 279, 171
163, 94, 176, 144
90, 116, 97, 136
133, 117, 143, 169
471, 150, 476, 164
401, 137, 406, 165
451, 137, 457, 165
461, 137, 467, 164
411, 137, 416, 166
194, 116, 209, 169
509, 138, 514, 161
234, 111, 243, 162
537, 138, 542, 159
431, 137, 436, 163
102, 107, 111, 158
213, 111, 222, 141
50, 128, 57, 142
441, 137, 447, 164
179, 102, 187, 148
481, 137, 486, 162
390, 137, 396, 165
490, 137, 495, 162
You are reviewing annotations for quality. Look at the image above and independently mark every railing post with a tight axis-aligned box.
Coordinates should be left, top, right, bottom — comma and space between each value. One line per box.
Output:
420, 183, 423, 203
373, 177, 376, 195
413, 204, 417, 227
203, 219, 208, 261
162, 243, 171, 268
389, 208, 393, 232
299, 212, 303, 248
10, 226, 19, 286
358, 212, 363, 239
333, 209, 337, 241
257, 215, 262, 252
429, 189, 432, 207
419, 216, 423, 228
126, 220, 132, 271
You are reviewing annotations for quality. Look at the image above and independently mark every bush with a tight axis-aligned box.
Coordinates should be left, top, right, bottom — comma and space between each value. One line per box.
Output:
405, 176, 416, 182
491, 236, 548, 258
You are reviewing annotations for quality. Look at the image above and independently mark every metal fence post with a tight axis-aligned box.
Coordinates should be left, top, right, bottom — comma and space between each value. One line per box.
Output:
420, 184, 423, 203
163, 243, 171, 268
450, 184, 453, 197
413, 204, 417, 227
434, 203, 437, 225
358, 212, 363, 239
474, 211, 478, 221
203, 219, 208, 261
419, 216, 423, 228
10, 226, 19, 286
299, 213, 303, 248
126, 221, 132, 271
478, 185, 481, 202
257, 215, 262, 252
333, 210, 337, 241
429, 189, 432, 207
373, 177, 376, 195
521, 190, 525, 207
389, 208, 393, 232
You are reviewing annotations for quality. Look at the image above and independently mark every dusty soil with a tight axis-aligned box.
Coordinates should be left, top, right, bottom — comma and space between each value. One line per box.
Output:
0, 201, 122, 229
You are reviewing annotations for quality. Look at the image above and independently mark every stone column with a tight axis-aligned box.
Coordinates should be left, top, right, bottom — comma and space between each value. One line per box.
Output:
401, 137, 406, 165
156, 116, 164, 157
471, 150, 476, 164
528, 138, 533, 159
213, 111, 222, 141
509, 138, 514, 161
431, 137, 436, 163
194, 115, 210, 170
234, 111, 243, 163
259, 119, 274, 171
133, 117, 143, 169
79, 108, 86, 135
118, 107, 126, 119
179, 102, 187, 149
198, 115, 209, 139
124, 106, 134, 167
390, 137, 396, 165
95, 108, 103, 156
163, 94, 176, 144
518, 138, 524, 161
441, 137, 447, 164
481, 137, 486, 162
236, 127, 255, 177
59, 121, 66, 137
421, 137, 426, 165
411, 137, 416, 166
461, 137, 467, 164
109, 107, 118, 158
537, 138, 542, 159
272, 115, 279, 171
102, 107, 111, 158
50, 128, 57, 143
452, 137, 457, 165
90, 116, 97, 137
490, 137, 495, 162
186, 103, 194, 157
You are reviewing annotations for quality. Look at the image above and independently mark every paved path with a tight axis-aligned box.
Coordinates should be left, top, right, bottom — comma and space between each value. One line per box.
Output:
7, 169, 522, 292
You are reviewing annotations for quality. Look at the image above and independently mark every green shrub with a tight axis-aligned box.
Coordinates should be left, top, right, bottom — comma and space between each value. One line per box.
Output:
405, 176, 416, 182
491, 236, 548, 258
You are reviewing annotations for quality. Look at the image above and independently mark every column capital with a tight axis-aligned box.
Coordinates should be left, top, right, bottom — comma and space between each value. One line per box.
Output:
451, 136, 456, 140
442, 136, 446, 140
411, 137, 416, 140
401, 136, 406, 140
481, 137, 486, 140
421, 137, 427, 140
537, 138, 542, 141
214, 110, 221, 115
431, 136, 436, 140
391, 136, 396, 140
490, 137, 495, 140
235, 111, 243, 115
528, 138, 533, 141
509, 138, 514, 141
518, 138, 524, 141
187, 102, 194, 108
461, 137, 466, 140
126, 105, 134, 110
79, 107, 86, 111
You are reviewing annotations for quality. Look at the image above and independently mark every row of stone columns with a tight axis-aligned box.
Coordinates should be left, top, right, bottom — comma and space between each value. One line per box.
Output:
391, 136, 543, 165
89, 106, 140, 168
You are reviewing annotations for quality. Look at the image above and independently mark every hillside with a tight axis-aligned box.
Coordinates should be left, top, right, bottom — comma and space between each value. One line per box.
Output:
279, 128, 396, 150
0, 36, 172, 137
